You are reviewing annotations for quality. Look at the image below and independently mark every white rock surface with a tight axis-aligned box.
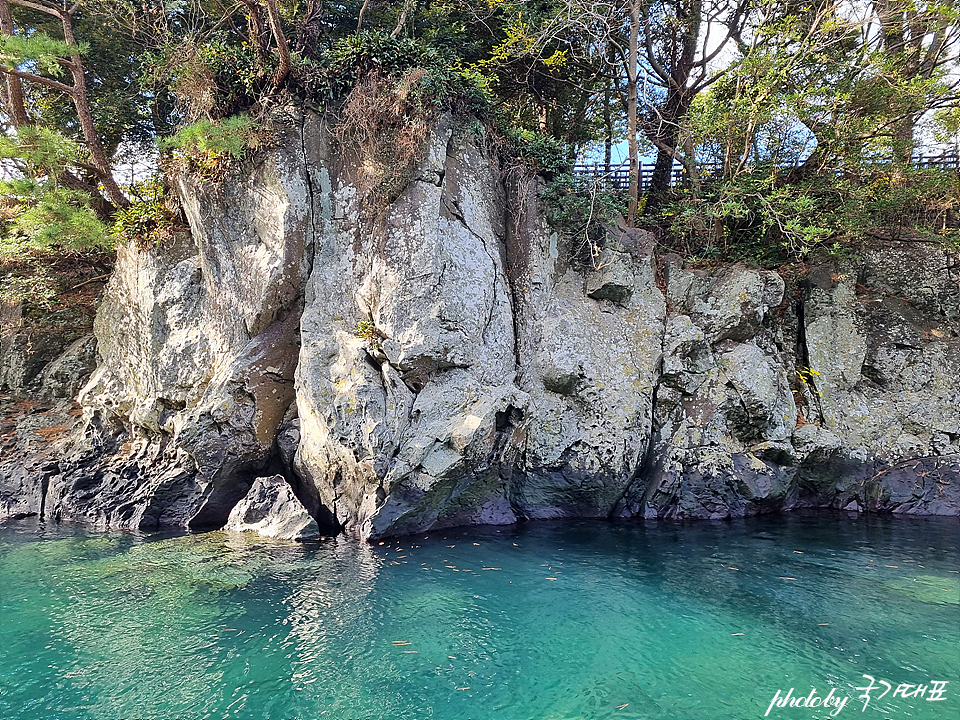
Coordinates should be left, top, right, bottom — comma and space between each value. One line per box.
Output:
225, 475, 319, 540
5, 107, 956, 533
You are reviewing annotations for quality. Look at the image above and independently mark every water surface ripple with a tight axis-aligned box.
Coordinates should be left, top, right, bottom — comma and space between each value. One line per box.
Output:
0, 515, 957, 719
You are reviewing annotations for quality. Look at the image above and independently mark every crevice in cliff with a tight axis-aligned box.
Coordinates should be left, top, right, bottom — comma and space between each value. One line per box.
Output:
482, 271, 498, 345
299, 110, 320, 280
609, 296, 669, 518
795, 288, 825, 424
38, 469, 50, 517
610, 382, 662, 519
499, 172, 532, 379
441, 197, 502, 347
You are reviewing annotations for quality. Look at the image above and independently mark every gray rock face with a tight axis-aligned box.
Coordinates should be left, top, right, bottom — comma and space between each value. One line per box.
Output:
224, 474, 319, 540
631, 247, 960, 520
1, 109, 313, 529
39, 335, 98, 399
2, 106, 957, 535
0, 328, 74, 392
795, 247, 960, 515
293, 117, 523, 538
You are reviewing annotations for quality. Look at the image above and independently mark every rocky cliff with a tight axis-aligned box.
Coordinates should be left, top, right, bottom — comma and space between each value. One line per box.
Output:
2, 106, 958, 538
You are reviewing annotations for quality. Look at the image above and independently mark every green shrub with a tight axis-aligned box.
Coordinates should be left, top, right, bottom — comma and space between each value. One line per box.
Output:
355, 319, 384, 350
145, 36, 263, 122
159, 114, 266, 176
0, 184, 109, 255
297, 31, 492, 115
542, 172, 625, 228
505, 129, 573, 179
650, 166, 959, 265
111, 177, 182, 247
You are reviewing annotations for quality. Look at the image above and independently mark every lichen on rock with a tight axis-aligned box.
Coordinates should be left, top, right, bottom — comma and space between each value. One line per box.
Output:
2, 106, 957, 537
224, 474, 319, 540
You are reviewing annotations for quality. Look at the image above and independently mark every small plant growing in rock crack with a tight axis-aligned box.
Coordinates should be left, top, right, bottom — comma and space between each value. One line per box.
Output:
796, 366, 822, 397
355, 319, 385, 349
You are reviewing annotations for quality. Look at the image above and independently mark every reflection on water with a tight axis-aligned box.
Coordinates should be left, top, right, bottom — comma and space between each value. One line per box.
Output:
0, 514, 957, 720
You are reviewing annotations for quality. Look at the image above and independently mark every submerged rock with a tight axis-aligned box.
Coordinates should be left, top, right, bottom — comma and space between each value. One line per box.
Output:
224, 475, 319, 540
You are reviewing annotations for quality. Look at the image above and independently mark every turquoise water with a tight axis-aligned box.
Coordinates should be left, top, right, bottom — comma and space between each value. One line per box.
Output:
0, 515, 957, 720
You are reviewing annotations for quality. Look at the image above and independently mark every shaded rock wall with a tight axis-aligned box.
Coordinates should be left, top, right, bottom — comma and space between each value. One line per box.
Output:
2, 106, 957, 536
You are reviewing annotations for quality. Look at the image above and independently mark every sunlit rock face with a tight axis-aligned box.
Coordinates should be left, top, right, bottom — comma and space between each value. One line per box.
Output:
224, 475, 319, 541
2, 105, 957, 536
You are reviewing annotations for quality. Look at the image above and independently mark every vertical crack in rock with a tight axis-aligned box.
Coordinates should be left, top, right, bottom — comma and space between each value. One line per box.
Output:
499, 175, 529, 380
441, 197, 501, 344
38, 472, 49, 518
299, 110, 319, 279
795, 288, 825, 424
610, 306, 668, 518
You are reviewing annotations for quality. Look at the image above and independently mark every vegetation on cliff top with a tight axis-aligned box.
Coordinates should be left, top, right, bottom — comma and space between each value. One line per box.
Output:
0, 0, 957, 273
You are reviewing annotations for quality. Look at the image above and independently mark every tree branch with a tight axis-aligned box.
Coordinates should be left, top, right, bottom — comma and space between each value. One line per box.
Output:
9, 0, 63, 19
0, 67, 75, 96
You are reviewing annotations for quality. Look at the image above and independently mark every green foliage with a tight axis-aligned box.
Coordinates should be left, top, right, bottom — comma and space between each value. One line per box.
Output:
538, 171, 627, 267
0, 126, 80, 178
321, 35, 494, 211
468, 1, 612, 146
1, 0, 955, 277
505, 129, 572, 179
542, 172, 625, 228
652, 167, 959, 265
159, 114, 265, 176
0, 32, 84, 77
111, 178, 182, 246
0, 126, 109, 255
933, 106, 960, 147
297, 31, 492, 114
145, 36, 263, 123
355, 319, 384, 349
1, 185, 109, 252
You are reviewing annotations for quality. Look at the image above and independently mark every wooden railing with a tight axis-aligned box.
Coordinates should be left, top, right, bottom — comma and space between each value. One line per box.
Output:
572, 151, 960, 191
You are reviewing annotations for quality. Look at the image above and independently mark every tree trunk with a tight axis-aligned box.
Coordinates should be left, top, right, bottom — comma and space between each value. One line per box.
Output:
890, 113, 915, 168
603, 58, 612, 178
649, 133, 677, 196
646, 92, 693, 208
263, 0, 291, 90
0, 1, 28, 126
391, 0, 416, 37
626, 0, 640, 225
874, 0, 930, 172
643, 0, 702, 208
357, 0, 371, 32
56, 5, 128, 208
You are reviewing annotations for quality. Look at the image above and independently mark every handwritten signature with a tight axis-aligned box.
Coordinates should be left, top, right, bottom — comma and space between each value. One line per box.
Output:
765, 675, 949, 716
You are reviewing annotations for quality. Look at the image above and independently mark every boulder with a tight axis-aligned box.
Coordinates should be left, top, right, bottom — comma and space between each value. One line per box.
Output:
224, 474, 319, 540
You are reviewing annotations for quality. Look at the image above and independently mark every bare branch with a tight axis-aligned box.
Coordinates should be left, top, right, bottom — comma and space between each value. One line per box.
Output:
0, 67, 74, 96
